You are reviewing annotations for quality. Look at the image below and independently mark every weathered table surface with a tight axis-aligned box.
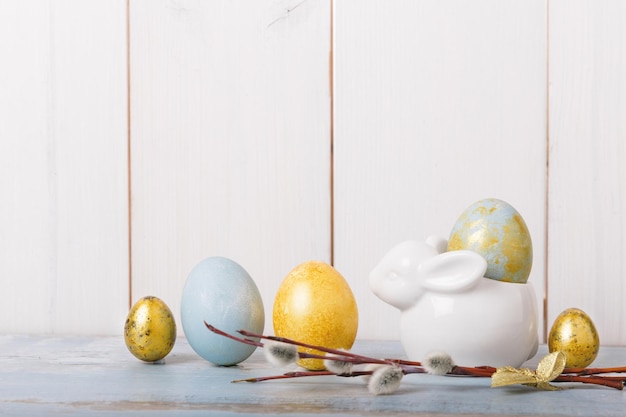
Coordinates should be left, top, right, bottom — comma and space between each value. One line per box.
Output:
1, 335, 624, 416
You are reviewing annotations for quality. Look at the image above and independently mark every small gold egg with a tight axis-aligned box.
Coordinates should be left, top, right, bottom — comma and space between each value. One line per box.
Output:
124, 296, 177, 362
273, 261, 358, 371
548, 308, 599, 368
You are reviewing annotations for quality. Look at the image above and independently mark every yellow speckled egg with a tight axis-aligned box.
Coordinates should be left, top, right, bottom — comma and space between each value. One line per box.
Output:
448, 198, 533, 283
124, 296, 177, 362
548, 308, 599, 368
273, 261, 358, 371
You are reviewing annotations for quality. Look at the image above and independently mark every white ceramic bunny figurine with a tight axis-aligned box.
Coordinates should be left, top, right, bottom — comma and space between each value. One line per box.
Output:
369, 236, 538, 367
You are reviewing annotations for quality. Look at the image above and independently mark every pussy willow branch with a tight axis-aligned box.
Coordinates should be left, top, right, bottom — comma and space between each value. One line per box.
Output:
563, 366, 626, 376
231, 365, 622, 389
205, 322, 388, 365
238, 328, 393, 365
233, 370, 376, 383
553, 374, 623, 390
388, 358, 494, 377
206, 324, 507, 379
205, 323, 625, 390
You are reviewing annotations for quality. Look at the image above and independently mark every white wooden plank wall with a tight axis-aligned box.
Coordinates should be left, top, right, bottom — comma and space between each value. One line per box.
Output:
548, 0, 626, 345
334, 0, 548, 340
1, 1, 624, 345
0, 0, 129, 335
129, 0, 332, 336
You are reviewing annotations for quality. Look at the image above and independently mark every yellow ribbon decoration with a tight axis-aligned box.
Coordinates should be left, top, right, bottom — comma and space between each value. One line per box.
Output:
491, 351, 566, 391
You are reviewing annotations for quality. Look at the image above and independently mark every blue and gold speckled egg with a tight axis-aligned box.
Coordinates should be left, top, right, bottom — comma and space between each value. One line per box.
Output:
447, 198, 532, 283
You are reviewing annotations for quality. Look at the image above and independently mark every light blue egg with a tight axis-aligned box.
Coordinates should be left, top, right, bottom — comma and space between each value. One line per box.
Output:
181, 257, 265, 365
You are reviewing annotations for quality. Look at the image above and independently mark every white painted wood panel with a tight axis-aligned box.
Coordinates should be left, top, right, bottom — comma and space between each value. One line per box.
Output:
129, 0, 332, 335
334, 0, 548, 340
0, 1, 55, 334
548, 0, 626, 345
0, 0, 129, 334
1, 0, 624, 346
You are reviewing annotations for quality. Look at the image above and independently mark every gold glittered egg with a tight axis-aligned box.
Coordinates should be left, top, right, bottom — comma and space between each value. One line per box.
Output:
124, 296, 177, 362
273, 261, 358, 371
548, 308, 599, 368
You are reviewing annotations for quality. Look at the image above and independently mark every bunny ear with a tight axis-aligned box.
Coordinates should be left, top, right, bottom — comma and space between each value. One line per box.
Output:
425, 235, 448, 254
417, 250, 487, 292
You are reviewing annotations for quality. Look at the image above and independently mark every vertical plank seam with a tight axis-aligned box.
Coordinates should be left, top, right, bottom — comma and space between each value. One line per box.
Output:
543, 0, 551, 343
47, 0, 59, 330
126, 0, 133, 308
329, 0, 335, 266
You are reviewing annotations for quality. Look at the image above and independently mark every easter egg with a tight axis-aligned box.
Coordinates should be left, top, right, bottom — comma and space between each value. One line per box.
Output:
548, 308, 599, 368
181, 257, 265, 366
273, 261, 358, 371
448, 198, 532, 283
124, 296, 177, 362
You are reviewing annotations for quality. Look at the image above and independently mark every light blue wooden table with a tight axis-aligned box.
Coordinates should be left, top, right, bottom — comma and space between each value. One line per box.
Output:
1, 335, 624, 416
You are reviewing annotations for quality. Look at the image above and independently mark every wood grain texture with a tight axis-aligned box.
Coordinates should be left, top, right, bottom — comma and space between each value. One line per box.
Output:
548, 0, 626, 345
2, 1, 625, 345
333, 0, 548, 340
0, 0, 129, 334
129, 0, 332, 335
3, 336, 626, 415
0, 2, 56, 334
